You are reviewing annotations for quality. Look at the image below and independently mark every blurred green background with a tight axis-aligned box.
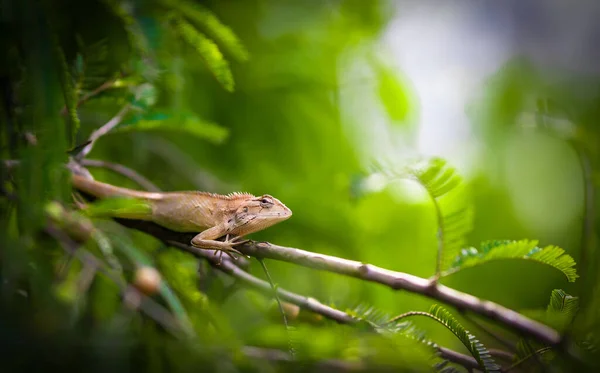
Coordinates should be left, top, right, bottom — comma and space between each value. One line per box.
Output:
2, 0, 600, 372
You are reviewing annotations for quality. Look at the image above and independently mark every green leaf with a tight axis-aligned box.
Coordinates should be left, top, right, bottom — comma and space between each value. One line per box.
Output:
162, 0, 249, 62
444, 239, 578, 282
372, 59, 414, 123
114, 111, 229, 144
521, 289, 579, 332
80, 196, 153, 220
547, 289, 579, 315
428, 305, 500, 373
173, 16, 234, 91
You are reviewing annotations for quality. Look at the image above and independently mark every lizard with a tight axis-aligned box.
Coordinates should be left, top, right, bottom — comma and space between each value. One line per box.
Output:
71, 173, 292, 262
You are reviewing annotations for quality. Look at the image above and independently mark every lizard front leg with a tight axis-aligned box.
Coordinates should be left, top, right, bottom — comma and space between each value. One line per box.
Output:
190, 225, 248, 264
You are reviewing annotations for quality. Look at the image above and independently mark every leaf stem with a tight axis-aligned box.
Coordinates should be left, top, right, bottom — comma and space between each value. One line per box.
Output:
257, 258, 294, 358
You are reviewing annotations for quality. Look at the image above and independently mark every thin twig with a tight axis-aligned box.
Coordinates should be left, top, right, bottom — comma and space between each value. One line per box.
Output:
60, 79, 118, 116
432, 194, 445, 282
258, 258, 294, 357
76, 104, 131, 160
237, 241, 562, 347
81, 158, 161, 192
462, 312, 517, 351
503, 346, 552, 372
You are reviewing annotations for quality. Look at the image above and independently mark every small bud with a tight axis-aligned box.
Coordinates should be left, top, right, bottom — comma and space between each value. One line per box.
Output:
133, 266, 162, 295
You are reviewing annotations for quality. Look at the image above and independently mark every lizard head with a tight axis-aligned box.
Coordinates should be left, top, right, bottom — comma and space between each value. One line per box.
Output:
231, 194, 292, 235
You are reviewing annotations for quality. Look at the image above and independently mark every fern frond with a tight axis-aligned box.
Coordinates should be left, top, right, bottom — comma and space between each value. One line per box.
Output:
369, 158, 473, 274
101, 0, 150, 58
428, 305, 500, 373
386, 306, 500, 372
173, 16, 234, 91
160, 0, 248, 62
407, 158, 473, 271
443, 239, 578, 282
347, 304, 440, 356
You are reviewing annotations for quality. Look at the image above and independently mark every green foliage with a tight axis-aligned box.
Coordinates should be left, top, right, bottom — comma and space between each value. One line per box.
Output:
371, 57, 415, 123
408, 158, 474, 271
114, 111, 229, 144
445, 239, 578, 282
101, 0, 151, 58
160, 0, 249, 62
79, 196, 153, 220
172, 15, 234, 92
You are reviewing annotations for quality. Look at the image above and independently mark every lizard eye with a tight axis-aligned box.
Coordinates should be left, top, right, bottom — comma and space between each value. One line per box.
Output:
259, 197, 273, 206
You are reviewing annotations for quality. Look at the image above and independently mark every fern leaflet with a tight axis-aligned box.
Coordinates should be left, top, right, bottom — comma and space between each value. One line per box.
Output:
101, 0, 150, 58
173, 16, 234, 91
428, 305, 501, 373
160, 0, 248, 62
444, 239, 578, 282
407, 158, 474, 272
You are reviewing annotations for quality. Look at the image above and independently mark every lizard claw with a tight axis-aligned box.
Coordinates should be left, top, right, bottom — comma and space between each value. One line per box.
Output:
225, 234, 249, 246
212, 234, 245, 265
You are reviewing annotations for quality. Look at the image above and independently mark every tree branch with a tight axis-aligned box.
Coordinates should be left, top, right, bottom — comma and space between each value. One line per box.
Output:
236, 241, 561, 347
110, 214, 561, 347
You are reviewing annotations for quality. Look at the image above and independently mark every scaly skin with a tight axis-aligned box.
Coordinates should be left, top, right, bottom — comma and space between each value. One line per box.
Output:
72, 174, 292, 261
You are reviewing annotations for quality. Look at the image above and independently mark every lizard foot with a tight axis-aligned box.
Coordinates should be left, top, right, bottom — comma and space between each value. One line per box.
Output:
213, 234, 249, 265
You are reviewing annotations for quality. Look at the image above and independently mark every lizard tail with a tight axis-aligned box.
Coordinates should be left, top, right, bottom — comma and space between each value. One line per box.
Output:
72, 174, 162, 200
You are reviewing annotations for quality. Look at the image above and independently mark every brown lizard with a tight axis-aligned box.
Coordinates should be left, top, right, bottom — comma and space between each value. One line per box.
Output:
71, 174, 292, 261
